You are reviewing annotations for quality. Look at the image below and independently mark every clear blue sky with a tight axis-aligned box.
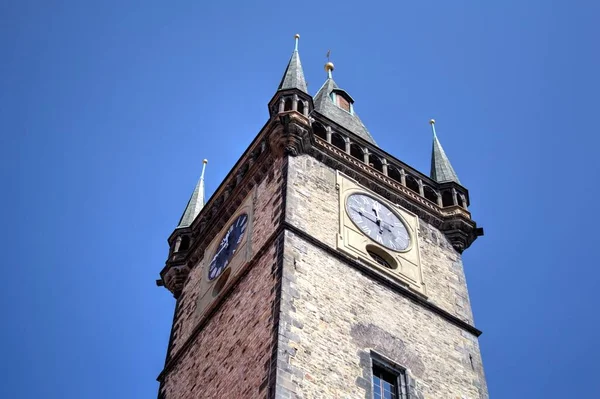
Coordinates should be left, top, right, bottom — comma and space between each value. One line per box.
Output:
1, 1, 599, 398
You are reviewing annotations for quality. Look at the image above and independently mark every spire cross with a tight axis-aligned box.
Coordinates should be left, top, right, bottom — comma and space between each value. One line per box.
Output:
429, 119, 437, 138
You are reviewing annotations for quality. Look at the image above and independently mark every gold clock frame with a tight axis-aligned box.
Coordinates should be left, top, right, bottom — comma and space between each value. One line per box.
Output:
336, 171, 426, 295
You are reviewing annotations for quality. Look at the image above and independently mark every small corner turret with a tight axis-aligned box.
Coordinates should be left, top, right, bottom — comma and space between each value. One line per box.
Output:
157, 159, 208, 298
267, 34, 313, 157
268, 34, 313, 119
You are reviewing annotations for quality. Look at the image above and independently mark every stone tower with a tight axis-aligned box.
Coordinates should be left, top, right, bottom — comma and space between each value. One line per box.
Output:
156, 35, 487, 399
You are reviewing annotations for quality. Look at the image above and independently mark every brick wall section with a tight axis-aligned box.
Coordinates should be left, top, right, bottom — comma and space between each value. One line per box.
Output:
160, 241, 280, 398
167, 156, 286, 356
159, 156, 288, 398
286, 154, 475, 324
278, 230, 488, 399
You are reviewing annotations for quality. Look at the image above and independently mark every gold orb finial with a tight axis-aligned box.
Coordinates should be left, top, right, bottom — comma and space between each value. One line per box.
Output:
429, 119, 436, 125
325, 62, 335, 72
294, 33, 300, 39
203, 159, 208, 164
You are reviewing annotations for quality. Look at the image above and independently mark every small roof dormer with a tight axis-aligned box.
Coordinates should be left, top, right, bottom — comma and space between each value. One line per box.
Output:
313, 62, 377, 145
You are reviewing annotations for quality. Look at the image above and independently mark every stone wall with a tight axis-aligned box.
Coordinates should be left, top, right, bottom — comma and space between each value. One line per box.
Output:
158, 156, 288, 398
276, 230, 488, 399
286, 154, 475, 324
168, 156, 286, 356
159, 240, 280, 398
276, 154, 487, 398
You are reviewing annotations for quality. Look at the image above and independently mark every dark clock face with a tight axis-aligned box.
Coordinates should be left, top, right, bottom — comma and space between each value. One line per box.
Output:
346, 194, 410, 251
208, 213, 248, 281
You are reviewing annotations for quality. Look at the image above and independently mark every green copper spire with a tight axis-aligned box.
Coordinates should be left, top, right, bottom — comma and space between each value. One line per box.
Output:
430, 120, 461, 184
277, 34, 308, 93
177, 159, 207, 228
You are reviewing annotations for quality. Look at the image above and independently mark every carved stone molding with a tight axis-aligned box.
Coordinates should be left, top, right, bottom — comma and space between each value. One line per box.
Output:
162, 264, 190, 298
268, 112, 312, 157
440, 215, 483, 253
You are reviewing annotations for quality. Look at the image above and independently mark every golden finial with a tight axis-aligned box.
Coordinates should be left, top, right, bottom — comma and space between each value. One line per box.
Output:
325, 61, 335, 80
429, 119, 436, 125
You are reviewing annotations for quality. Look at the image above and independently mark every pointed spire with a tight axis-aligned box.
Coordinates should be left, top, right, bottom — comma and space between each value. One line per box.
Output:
277, 34, 308, 93
177, 159, 208, 228
429, 120, 461, 184
313, 58, 377, 145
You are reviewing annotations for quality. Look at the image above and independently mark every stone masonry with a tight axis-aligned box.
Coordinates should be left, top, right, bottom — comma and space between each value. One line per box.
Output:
274, 155, 488, 398
157, 39, 487, 398
285, 155, 475, 325
158, 156, 288, 398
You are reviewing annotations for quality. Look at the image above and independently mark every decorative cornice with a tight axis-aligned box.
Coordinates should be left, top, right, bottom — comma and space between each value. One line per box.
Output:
310, 135, 483, 252
311, 138, 444, 228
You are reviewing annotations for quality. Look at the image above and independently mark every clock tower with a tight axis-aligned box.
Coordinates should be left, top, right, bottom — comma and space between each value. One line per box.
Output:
156, 35, 488, 399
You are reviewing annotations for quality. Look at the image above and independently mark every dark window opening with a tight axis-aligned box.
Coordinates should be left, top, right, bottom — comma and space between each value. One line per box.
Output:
331, 133, 346, 152
367, 249, 393, 269
313, 122, 327, 141
179, 236, 191, 252
423, 186, 438, 204
457, 193, 465, 208
370, 155, 384, 173
405, 176, 420, 194
284, 98, 292, 111
350, 143, 363, 160
442, 191, 454, 207
297, 100, 305, 114
372, 363, 408, 399
388, 166, 402, 184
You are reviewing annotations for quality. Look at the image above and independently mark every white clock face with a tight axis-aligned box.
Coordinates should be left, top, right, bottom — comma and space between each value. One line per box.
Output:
345, 193, 411, 251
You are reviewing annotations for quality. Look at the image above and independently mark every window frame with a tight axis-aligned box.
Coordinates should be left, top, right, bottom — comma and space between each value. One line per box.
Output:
370, 351, 409, 399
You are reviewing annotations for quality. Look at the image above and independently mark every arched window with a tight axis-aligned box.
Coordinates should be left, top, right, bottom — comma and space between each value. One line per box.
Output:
350, 143, 363, 160
370, 155, 384, 173
442, 191, 454, 207
313, 122, 327, 140
388, 166, 402, 184
179, 236, 191, 251
457, 193, 465, 208
284, 98, 292, 111
297, 101, 305, 115
423, 186, 438, 204
406, 175, 420, 194
331, 133, 346, 152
